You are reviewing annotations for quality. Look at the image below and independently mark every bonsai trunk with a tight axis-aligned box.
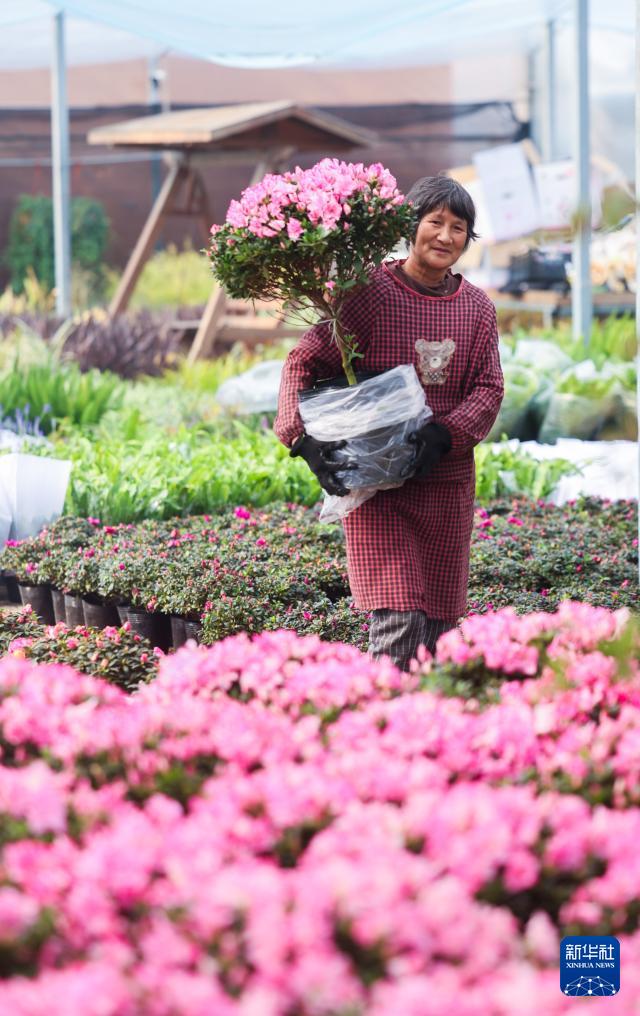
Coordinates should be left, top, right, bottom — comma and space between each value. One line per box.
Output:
314, 296, 358, 386
332, 318, 358, 386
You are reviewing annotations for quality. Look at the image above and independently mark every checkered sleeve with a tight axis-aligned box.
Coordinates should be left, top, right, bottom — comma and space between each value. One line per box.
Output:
437, 302, 503, 457
272, 321, 342, 448
273, 279, 379, 448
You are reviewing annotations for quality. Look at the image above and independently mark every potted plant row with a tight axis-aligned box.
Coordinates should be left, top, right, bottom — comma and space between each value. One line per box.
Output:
0, 507, 352, 650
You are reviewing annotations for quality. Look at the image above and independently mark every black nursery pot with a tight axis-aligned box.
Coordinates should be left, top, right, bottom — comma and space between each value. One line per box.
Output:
117, 605, 132, 626
83, 599, 120, 629
64, 593, 86, 628
154, 612, 174, 652
299, 370, 382, 398
18, 583, 55, 625
51, 588, 67, 625
127, 609, 173, 652
2, 571, 21, 604
170, 615, 187, 649
183, 619, 203, 644
333, 422, 416, 489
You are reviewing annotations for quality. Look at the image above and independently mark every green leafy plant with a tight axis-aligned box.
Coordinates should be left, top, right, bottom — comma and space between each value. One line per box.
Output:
32, 414, 579, 524
6, 194, 109, 297
54, 423, 321, 522
107, 243, 213, 310
474, 441, 579, 502
563, 315, 636, 366
0, 357, 123, 433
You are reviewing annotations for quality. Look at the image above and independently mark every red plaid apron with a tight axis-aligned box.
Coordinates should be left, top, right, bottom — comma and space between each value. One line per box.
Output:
274, 260, 504, 620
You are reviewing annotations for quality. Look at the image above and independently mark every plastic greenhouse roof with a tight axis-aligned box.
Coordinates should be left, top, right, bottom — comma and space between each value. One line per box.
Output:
0, 0, 633, 70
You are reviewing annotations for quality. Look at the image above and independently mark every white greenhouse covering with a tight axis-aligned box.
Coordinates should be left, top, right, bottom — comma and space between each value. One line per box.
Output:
0, 0, 633, 69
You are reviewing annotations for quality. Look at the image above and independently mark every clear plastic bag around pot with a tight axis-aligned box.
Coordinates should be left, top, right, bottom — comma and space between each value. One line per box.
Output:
299, 365, 431, 523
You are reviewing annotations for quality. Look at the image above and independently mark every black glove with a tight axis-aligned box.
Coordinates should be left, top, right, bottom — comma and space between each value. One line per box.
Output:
404, 422, 452, 478
290, 432, 356, 496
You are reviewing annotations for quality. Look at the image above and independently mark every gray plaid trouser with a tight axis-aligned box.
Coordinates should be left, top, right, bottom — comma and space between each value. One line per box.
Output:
368, 609, 454, 671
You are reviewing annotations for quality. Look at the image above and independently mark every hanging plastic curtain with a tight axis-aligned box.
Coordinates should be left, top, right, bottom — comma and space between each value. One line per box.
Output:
1, 0, 631, 71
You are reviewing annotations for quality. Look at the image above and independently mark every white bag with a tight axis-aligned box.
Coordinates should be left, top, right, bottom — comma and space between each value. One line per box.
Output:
0, 480, 11, 548
299, 365, 431, 523
216, 360, 284, 414
0, 453, 72, 540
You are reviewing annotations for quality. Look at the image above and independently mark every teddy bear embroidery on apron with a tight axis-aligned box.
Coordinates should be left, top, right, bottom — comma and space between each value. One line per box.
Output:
415, 338, 456, 385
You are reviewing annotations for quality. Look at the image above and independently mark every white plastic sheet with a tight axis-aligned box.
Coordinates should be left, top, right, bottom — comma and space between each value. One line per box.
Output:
1, 0, 631, 71
512, 338, 574, 375
0, 480, 11, 548
299, 365, 431, 522
496, 438, 638, 505
0, 454, 72, 540
215, 360, 284, 414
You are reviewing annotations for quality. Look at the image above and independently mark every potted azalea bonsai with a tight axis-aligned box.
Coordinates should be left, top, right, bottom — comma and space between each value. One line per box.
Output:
0, 535, 55, 624
207, 159, 431, 519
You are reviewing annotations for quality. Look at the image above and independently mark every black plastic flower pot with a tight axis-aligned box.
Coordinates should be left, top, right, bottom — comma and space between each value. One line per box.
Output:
154, 612, 173, 652
171, 615, 187, 649
117, 605, 132, 626
83, 599, 120, 629
51, 588, 66, 625
18, 583, 55, 625
64, 593, 85, 628
127, 609, 172, 652
335, 423, 417, 489
183, 619, 203, 644
302, 371, 382, 394
2, 571, 21, 604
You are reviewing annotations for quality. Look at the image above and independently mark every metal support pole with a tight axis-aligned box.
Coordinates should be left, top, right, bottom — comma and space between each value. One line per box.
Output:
635, 0, 640, 583
148, 55, 163, 206
526, 48, 536, 144
541, 19, 557, 161
572, 0, 592, 345
51, 10, 71, 317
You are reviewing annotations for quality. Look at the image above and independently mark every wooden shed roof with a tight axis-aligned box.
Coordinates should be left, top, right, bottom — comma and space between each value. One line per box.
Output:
87, 100, 376, 152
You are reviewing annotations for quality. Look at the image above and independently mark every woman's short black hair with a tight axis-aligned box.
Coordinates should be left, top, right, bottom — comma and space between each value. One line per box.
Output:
405, 174, 479, 250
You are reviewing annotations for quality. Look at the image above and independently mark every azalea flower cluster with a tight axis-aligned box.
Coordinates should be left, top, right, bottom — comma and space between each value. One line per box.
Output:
1, 603, 640, 1013
207, 158, 414, 383
216, 159, 403, 240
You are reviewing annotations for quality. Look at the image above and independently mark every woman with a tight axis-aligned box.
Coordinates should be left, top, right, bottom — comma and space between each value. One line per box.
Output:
274, 175, 504, 670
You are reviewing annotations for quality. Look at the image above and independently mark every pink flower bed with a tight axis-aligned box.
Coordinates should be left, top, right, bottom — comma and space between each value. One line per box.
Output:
0, 603, 639, 1014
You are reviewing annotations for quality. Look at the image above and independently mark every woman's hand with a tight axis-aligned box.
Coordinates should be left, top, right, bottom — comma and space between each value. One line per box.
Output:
404, 422, 452, 478
290, 433, 356, 496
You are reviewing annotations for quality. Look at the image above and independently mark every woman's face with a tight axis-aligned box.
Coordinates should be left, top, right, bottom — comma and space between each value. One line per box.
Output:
412, 204, 468, 273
